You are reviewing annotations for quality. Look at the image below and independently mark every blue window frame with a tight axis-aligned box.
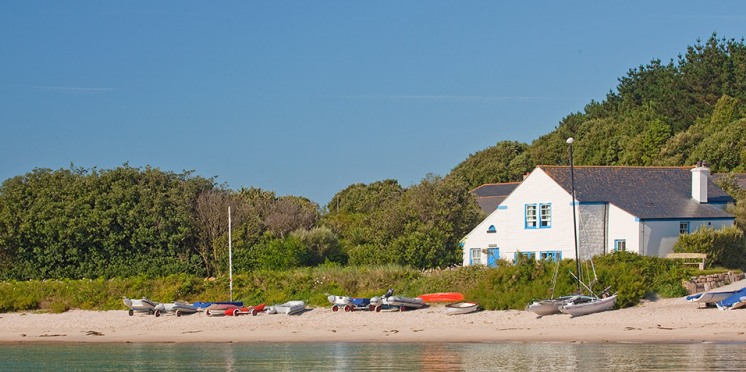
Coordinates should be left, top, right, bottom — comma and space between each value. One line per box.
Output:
524, 204, 537, 228
525, 203, 551, 229
540, 203, 552, 228
514, 251, 536, 263
487, 225, 496, 233
679, 222, 690, 235
614, 239, 626, 252
540, 251, 562, 261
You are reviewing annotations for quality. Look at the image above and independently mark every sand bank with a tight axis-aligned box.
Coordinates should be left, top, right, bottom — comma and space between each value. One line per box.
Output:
2, 296, 746, 344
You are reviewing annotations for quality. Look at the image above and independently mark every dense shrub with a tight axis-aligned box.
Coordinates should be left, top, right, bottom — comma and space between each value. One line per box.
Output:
674, 225, 746, 269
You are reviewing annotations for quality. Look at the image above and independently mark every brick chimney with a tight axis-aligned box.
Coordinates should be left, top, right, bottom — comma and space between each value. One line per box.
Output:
691, 161, 710, 203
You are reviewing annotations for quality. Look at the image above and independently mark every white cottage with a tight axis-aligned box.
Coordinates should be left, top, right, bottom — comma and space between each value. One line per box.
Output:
461, 164, 735, 266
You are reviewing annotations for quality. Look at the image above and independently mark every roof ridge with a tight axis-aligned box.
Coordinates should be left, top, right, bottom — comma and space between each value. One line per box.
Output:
538, 165, 693, 169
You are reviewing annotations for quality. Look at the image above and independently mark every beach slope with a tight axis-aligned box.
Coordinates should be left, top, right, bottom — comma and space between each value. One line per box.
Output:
2, 297, 746, 344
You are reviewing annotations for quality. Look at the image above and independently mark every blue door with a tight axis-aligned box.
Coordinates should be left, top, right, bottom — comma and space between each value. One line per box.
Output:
487, 248, 500, 267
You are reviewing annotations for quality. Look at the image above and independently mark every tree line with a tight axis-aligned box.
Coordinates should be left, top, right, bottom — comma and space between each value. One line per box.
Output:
449, 34, 746, 187
0, 166, 482, 280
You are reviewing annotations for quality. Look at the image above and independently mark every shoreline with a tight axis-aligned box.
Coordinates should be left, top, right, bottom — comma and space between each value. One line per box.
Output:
2, 297, 746, 345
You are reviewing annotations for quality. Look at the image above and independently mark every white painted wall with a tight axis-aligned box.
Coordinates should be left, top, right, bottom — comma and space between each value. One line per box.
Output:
606, 205, 640, 254
641, 219, 735, 257
462, 168, 577, 265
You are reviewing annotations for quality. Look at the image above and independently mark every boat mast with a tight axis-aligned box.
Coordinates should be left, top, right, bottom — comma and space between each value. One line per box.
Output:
228, 206, 233, 302
567, 137, 581, 294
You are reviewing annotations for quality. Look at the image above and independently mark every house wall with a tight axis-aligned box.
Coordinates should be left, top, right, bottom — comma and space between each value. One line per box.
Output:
606, 205, 641, 254
462, 168, 576, 265
641, 219, 735, 257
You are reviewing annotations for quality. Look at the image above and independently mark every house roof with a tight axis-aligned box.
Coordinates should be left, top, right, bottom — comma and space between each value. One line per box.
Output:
539, 165, 734, 220
470, 182, 520, 197
469, 183, 519, 214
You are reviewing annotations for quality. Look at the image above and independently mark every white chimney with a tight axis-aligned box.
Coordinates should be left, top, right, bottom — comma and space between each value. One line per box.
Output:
691, 161, 710, 203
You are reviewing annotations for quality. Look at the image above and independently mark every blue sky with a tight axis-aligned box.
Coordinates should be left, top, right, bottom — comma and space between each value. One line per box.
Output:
2, 1, 745, 205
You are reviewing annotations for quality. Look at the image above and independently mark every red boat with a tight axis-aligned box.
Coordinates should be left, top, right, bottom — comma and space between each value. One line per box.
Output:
225, 303, 266, 316
417, 292, 465, 303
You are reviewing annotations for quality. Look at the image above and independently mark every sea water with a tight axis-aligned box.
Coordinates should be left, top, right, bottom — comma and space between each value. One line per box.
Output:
1, 342, 745, 371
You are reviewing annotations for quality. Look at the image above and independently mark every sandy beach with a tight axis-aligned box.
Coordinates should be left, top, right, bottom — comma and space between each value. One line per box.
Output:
2, 294, 746, 344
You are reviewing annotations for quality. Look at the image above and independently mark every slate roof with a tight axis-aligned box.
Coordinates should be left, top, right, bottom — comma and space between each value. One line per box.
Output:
469, 183, 520, 214
540, 165, 735, 220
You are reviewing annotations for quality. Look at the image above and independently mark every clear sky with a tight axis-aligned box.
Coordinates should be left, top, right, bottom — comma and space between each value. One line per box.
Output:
2, 1, 744, 205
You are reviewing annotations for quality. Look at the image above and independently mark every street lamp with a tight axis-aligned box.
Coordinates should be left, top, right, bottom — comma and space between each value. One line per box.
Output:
567, 137, 581, 293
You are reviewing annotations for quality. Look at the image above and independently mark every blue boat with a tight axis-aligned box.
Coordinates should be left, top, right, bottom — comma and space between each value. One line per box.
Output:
715, 288, 746, 310
686, 290, 737, 304
327, 295, 370, 312
192, 301, 243, 309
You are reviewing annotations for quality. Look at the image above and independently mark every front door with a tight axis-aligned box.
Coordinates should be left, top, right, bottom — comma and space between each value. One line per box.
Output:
487, 248, 500, 267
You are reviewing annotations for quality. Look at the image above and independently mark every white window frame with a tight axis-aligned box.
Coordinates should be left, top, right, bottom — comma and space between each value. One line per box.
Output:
540, 203, 552, 228
525, 204, 537, 229
470, 248, 482, 265
679, 222, 690, 235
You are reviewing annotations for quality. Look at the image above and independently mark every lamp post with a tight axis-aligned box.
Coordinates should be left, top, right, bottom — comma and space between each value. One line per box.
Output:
566, 137, 581, 294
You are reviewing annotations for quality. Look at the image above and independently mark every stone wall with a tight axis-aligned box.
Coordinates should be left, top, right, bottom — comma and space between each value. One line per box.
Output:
682, 272, 745, 294
578, 204, 606, 258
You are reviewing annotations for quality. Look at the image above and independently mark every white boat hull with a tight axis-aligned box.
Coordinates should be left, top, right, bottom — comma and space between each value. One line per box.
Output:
327, 295, 351, 306
445, 302, 479, 315
687, 291, 736, 304
270, 301, 306, 315
528, 295, 596, 317
559, 295, 617, 317
155, 302, 198, 317
123, 297, 158, 316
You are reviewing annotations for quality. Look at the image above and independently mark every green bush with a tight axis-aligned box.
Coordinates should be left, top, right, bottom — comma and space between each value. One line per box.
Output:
674, 225, 746, 269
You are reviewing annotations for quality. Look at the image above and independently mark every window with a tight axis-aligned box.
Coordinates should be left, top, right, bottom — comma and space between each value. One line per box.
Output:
470, 248, 482, 265
679, 222, 690, 235
540, 251, 562, 261
487, 225, 496, 233
540, 203, 552, 228
525, 205, 537, 228
525, 203, 551, 229
514, 251, 536, 263
614, 240, 626, 252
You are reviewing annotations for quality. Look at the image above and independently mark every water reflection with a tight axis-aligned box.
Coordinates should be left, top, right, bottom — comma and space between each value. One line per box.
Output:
2, 342, 746, 371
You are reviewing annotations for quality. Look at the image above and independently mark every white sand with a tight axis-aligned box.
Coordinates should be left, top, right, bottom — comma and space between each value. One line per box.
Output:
2, 296, 746, 344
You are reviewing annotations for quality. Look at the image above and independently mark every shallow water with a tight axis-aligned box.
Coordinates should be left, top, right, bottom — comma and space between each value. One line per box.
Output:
2, 342, 745, 371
